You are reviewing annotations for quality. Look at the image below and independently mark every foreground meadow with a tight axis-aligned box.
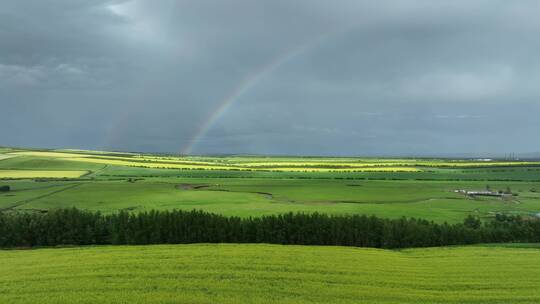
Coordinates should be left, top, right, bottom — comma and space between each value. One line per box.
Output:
1, 244, 539, 303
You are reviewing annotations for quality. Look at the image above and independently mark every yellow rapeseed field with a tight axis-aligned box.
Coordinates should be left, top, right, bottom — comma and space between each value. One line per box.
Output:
7, 150, 539, 172
0, 170, 88, 178
9, 151, 91, 158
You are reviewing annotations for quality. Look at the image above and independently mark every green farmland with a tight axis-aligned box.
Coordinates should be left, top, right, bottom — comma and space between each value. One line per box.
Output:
1, 148, 540, 223
2, 148, 540, 303
1, 244, 540, 304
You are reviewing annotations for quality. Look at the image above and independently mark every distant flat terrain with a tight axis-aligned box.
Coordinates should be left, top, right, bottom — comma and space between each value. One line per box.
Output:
1, 244, 539, 304
1, 148, 540, 222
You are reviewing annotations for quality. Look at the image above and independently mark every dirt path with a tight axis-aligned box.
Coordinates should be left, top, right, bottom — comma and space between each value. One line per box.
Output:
1, 183, 83, 211
84, 164, 109, 178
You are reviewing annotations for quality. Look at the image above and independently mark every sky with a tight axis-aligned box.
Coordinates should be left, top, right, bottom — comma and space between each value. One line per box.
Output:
1, 0, 539, 156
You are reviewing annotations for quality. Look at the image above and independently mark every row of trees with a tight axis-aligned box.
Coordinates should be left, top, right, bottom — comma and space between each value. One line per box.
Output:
0, 209, 539, 248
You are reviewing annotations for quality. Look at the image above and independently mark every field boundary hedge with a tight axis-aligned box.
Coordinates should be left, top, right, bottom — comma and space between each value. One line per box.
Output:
1, 209, 539, 249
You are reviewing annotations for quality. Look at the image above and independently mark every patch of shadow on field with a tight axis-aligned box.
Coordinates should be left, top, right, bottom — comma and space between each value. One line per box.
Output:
176, 184, 211, 190
121, 206, 142, 211
206, 189, 274, 200
175, 184, 275, 199
17, 208, 48, 214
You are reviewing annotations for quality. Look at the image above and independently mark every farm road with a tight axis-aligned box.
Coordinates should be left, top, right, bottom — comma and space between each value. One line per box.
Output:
0, 183, 83, 211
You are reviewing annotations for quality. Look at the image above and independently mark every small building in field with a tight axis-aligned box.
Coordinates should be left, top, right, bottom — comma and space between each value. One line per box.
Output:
454, 189, 511, 198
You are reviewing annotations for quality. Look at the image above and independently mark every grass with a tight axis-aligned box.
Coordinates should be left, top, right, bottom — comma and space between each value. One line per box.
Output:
94, 165, 540, 181
2, 148, 540, 222
2, 149, 540, 303
9, 151, 91, 158
2, 178, 539, 222
7, 150, 540, 172
0, 181, 79, 211
1, 244, 539, 303
0, 155, 106, 171
0, 170, 88, 179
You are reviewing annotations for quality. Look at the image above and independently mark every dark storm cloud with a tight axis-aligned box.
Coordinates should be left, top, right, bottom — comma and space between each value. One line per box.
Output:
1, 0, 539, 155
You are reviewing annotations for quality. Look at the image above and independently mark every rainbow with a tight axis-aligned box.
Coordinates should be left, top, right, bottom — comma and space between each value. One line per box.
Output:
182, 32, 335, 155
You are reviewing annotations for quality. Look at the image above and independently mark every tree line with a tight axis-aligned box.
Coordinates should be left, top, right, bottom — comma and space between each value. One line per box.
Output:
0, 208, 539, 249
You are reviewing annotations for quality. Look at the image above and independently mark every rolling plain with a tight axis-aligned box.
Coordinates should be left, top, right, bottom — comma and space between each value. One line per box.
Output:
1, 147, 540, 223
1, 147, 540, 303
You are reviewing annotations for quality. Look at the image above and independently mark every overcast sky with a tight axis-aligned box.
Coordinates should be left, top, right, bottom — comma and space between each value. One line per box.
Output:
1, 1, 539, 156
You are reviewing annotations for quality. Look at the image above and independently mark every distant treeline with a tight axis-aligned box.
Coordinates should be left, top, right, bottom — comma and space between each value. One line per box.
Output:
1, 209, 539, 249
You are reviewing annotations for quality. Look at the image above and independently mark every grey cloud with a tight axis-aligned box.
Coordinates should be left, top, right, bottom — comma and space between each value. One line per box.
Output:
1, 0, 539, 155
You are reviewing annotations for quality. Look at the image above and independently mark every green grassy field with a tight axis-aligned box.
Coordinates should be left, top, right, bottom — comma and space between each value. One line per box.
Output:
1, 148, 540, 222
1, 148, 540, 303
2, 178, 540, 222
1, 244, 539, 303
